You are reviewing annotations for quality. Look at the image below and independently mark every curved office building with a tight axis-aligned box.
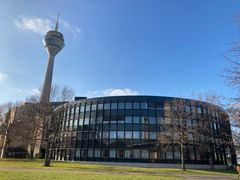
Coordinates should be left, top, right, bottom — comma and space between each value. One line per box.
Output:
51, 96, 236, 165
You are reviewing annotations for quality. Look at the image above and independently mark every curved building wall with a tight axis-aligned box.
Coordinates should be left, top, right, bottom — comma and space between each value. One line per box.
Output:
51, 96, 236, 165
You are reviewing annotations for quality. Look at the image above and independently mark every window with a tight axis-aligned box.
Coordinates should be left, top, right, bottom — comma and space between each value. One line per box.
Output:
94, 149, 100, 158
125, 131, 132, 139
88, 149, 93, 157
86, 105, 90, 111
77, 132, 82, 140
126, 102, 132, 109
141, 117, 148, 124
74, 119, 78, 127
111, 103, 117, 109
97, 104, 103, 110
157, 117, 164, 124
104, 103, 110, 110
75, 149, 80, 158
81, 149, 87, 158
118, 102, 124, 109
79, 119, 84, 126
110, 119, 117, 124
149, 117, 156, 124
90, 118, 95, 124
197, 107, 202, 114
89, 132, 95, 139
133, 150, 140, 158
69, 120, 73, 129
93, 130, 101, 140
185, 106, 190, 113
150, 152, 157, 159
82, 132, 88, 139
75, 106, 79, 114
142, 131, 148, 139
133, 131, 140, 139
186, 119, 192, 126
110, 149, 116, 158
103, 119, 109, 124
156, 103, 162, 110
188, 134, 193, 141
125, 116, 132, 123
102, 149, 109, 158
84, 118, 89, 125
149, 132, 156, 139
80, 105, 85, 112
96, 116, 102, 124
203, 108, 206, 114
174, 151, 180, 159
148, 102, 155, 110
141, 102, 148, 109
133, 116, 140, 123
188, 146, 195, 160
191, 106, 195, 113
117, 117, 125, 124
92, 104, 97, 111
192, 120, 197, 127
133, 102, 140, 109
166, 151, 173, 159
141, 150, 149, 159
110, 131, 117, 139
103, 131, 109, 139
117, 149, 124, 158
117, 131, 124, 139
125, 150, 132, 158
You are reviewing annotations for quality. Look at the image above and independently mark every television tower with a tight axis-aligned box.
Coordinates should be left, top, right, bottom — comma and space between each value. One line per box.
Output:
41, 13, 65, 103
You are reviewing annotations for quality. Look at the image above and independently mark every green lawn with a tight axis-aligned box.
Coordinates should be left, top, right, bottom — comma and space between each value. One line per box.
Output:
0, 170, 184, 180
0, 158, 237, 180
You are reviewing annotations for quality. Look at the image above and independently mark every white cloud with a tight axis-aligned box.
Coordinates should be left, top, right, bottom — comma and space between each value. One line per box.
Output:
86, 88, 140, 98
14, 88, 41, 96
31, 88, 41, 96
60, 19, 81, 37
14, 15, 52, 34
103, 88, 139, 96
14, 15, 81, 36
0, 72, 8, 81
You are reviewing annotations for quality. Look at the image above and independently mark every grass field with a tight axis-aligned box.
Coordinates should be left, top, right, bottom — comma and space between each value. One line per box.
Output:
0, 158, 237, 180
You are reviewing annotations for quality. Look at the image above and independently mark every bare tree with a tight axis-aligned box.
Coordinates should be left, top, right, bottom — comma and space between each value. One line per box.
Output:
58, 86, 75, 102
27, 84, 75, 103
227, 102, 240, 163
26, 85, 74, 166
157, 98, 193, 170
223, 40, 240, 89
1, 85, 74, 163
0, 102, 19, 158
197, 92, 237, 167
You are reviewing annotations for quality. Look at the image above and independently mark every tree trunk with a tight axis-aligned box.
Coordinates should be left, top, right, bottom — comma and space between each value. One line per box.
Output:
43, 140, 51, 166
209, 153, 214, 169
43, 113, 51, 167
181, 143, 186, 170
29, 145, 34, 159
209, 146, 214, 169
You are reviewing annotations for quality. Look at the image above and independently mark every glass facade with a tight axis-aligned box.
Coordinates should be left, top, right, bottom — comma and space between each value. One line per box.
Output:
51, 96, 235, 164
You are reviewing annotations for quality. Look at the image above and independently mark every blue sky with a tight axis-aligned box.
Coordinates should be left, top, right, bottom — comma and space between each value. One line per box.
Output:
0, 0, 240, 103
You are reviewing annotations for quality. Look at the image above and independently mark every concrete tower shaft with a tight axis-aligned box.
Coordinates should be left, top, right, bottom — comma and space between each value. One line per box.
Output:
41, 14, 65, 103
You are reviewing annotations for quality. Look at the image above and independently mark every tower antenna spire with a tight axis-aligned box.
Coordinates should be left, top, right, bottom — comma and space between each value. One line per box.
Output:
55, 12, 60, 31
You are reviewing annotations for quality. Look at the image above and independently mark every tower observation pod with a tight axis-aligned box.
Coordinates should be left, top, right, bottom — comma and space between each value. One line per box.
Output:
41, 13, 65, 103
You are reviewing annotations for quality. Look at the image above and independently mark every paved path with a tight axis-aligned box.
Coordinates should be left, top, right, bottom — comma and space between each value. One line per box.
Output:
0, 167, 237, 180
